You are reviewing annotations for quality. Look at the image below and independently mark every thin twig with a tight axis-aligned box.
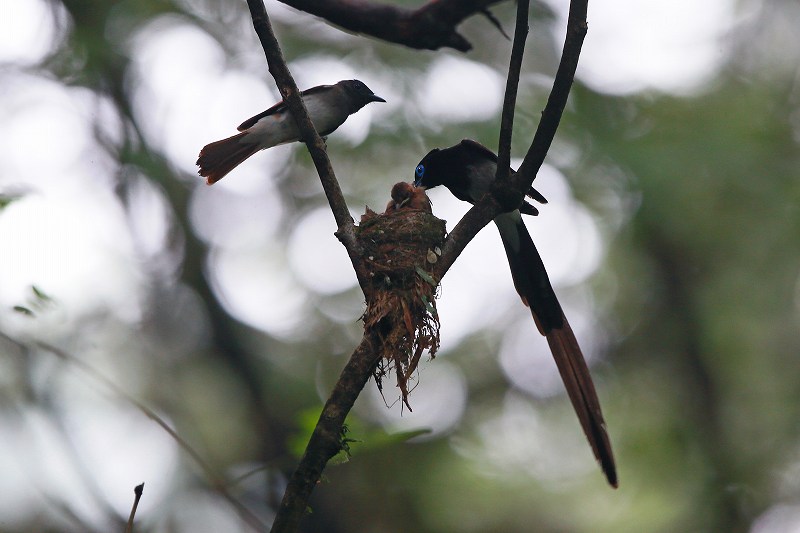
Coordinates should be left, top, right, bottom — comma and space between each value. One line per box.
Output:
496, 0, 530, 182
124, 483, 144, 533
35, 342, 268, 533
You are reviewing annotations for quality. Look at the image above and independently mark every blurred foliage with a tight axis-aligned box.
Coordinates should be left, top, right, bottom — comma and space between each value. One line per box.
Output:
1, 0, 800, 532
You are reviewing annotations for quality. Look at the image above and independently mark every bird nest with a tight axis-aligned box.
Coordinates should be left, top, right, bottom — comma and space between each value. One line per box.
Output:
357, 207, 446, 409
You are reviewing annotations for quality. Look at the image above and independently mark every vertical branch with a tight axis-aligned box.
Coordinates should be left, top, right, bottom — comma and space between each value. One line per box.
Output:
242, 3, 388, 531
496, 0, 530, 182
435, 0, 589, 283
514, 0, 588, 189
245, 0, 354, 234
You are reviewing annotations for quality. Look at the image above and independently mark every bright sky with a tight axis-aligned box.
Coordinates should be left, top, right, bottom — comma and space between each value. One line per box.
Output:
0, 0, 752, 527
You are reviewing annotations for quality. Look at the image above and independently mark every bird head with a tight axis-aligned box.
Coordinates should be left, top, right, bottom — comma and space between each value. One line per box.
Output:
413, 148, 444, 189
339, 80, 386, 112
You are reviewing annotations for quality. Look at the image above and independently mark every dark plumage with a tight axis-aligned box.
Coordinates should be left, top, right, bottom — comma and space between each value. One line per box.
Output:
414, 139, 617, 488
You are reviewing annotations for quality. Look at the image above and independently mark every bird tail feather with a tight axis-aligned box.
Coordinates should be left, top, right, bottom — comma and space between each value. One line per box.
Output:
545, 316, 617, 487
197, 133, 259, 184
495, 212, 617, 487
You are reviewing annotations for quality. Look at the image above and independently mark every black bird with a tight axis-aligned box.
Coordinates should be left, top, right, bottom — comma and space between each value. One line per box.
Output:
197, 79, 385, 184
414, 139, 617, 487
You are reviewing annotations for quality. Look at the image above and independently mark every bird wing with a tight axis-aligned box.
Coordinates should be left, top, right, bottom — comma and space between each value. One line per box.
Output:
459, 138, 499, 163
457, 140, 548, 210
237, 84, 335, 131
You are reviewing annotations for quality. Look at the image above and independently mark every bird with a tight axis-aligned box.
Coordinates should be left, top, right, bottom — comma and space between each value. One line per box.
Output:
385, 182, 432, 213
197, 79, 385, 184
413, 139, 617, 488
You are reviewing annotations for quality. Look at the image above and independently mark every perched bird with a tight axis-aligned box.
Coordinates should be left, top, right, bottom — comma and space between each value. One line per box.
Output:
197, 79, 385, 184
414, 139, 617, 487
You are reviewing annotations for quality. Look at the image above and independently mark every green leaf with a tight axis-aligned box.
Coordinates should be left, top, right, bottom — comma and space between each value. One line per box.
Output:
415, 266, 437, 287
421, 295, 437, 317
12, 306, 34, 316
31, 285, 53, 302
0, 192, 24, 212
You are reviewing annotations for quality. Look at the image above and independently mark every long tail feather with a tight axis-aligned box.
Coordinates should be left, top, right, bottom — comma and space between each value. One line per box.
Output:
546, 316, 617, 487
197, 132, 259, 184
495, 212, 617, 487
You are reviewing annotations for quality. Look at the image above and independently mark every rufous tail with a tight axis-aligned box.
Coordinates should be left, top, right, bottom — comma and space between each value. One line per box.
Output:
545, 315, 617, 487
197, 132, 259, 184
496, 212, 617, 487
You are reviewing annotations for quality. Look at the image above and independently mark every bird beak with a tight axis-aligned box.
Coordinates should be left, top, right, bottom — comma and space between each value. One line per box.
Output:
369, 94, 386, 103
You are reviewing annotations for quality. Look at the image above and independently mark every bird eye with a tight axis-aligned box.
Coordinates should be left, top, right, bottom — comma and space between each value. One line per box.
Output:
415, 164, 425, 178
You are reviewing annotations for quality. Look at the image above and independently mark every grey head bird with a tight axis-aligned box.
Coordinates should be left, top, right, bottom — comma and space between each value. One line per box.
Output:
197, 79, 385, 184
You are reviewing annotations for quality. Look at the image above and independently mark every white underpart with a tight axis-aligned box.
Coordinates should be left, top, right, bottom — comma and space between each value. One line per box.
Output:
494, 211, 523, 253
242, 92, 347, 149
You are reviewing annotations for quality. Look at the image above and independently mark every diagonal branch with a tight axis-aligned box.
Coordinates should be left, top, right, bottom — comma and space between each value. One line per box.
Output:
432, 195, 503, 281
278, 0, 505, 51
246, 0, 366, 280
270, 332, 382, 533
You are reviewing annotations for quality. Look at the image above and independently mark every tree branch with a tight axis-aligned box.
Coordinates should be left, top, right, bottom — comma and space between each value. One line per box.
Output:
246, 0, 367, 280
432, 195, 502, 281
243, 3, 392, 531
124, 483, 144, 533
514, 0, 588, 188
278, 0, 506, 51
270, 332, 382, 533
245, 0, 590, 530
435, 0, 588, 283
496, 0, 530, 182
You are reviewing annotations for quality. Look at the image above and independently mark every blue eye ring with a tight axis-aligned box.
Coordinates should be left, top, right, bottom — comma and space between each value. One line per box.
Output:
415, 164, 425, 178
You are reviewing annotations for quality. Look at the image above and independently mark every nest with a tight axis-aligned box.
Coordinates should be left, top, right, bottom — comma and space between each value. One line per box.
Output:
357, 207, 447, 409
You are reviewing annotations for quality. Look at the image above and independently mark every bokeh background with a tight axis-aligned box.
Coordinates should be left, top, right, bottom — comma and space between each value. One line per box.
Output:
1, 0, 799, 531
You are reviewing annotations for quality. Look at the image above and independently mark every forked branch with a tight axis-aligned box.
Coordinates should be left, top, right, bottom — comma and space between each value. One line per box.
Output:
243, 0, 591, 529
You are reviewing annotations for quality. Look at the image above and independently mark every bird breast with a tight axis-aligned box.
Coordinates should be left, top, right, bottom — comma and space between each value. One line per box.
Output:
244, 93, 348, 149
